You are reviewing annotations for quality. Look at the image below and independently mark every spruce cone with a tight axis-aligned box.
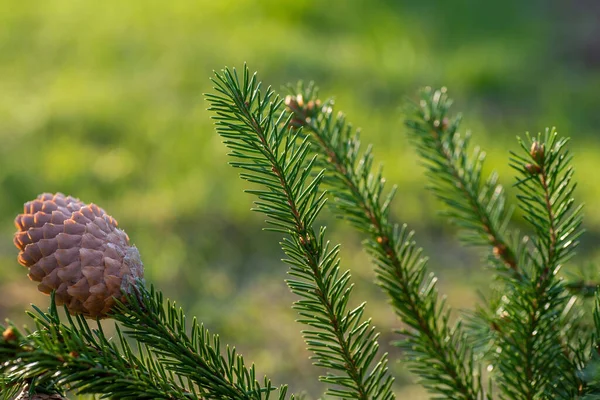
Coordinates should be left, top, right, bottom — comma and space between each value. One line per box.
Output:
13, 193, 144, 318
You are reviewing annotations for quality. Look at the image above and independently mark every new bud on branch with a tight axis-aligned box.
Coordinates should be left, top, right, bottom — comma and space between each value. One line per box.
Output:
13, 193, 144, 318
284, 94, 321, 128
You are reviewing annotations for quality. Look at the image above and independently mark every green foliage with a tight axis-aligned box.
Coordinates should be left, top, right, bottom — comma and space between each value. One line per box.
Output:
403, 88, 590, 398
207, 68, 393, 400
404, 88, 517, 272
115, 286, 287, 400
287, 83, 483, 399
2, 65, 600, 400
1, 294, 194, 399
1, 287, 288, 400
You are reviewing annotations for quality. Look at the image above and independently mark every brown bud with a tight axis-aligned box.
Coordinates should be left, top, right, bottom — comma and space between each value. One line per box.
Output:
305, 99, 322, 118
525, 163, 542, 175
285, 94, 322, 129
284, 95, 297, 110
441, 117, 449, 130
307, 99, 321, 112
2, 327, 17, 342
493, 244, 507, 258
530, 141, 545, 164
284, 94, 304, 113
14, 193, 144, 318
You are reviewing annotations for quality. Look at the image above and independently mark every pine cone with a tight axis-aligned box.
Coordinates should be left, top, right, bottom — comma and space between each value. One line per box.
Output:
13, 193, 144, 318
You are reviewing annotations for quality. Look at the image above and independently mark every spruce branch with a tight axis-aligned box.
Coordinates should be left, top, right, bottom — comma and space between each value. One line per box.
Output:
207, 66, 394, 400
0, 371, 66, 400
579, 293, 600, 397
401, 87, 590, 398
489, 128, 585, 399
461, 129, 584, 399
404, 89, 585, 398
113, 285, 287, 400
284, 83, 484, 399
2, 286, 288, 400
404, 88, 518, 274
510, 130, 584, 274
0, 294, 194, 400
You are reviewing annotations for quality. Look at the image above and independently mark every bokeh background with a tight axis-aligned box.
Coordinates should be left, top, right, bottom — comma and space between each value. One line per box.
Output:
1, 1, 600, 398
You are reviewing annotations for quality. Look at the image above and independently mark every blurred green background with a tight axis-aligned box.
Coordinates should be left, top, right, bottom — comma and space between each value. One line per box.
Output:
1, 0, 600, 398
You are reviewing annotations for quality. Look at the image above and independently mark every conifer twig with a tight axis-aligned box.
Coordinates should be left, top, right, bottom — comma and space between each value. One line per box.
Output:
0, 296, 195, 400
284, 85, 483, 399
499, 129, 584, 398
207, 66, 394, 400
114, 285, 287, 400
404, 88, 518, 274
405, 90, 583, 398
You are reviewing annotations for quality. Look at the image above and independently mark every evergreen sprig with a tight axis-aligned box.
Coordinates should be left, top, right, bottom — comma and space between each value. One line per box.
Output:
402, 89, 524, 364
207, 66, 394, 400
455, 129, 585, 399
283, 83, 484, 399
0, 294, 194, 400
404, 88, 518, 274
493, 128, 584, 398
510, 129, 584, 272
581, 294, 600, 397
404, 89, 587, 398
1, 287, 288, 400
114, 285, 288, 400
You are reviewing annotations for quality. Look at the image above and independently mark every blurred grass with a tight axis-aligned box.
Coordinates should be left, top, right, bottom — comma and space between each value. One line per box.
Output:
1, 0, 600, 398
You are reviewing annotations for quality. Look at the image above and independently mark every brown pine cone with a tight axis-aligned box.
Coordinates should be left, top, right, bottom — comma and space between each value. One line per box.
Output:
13, 193, 144, 318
